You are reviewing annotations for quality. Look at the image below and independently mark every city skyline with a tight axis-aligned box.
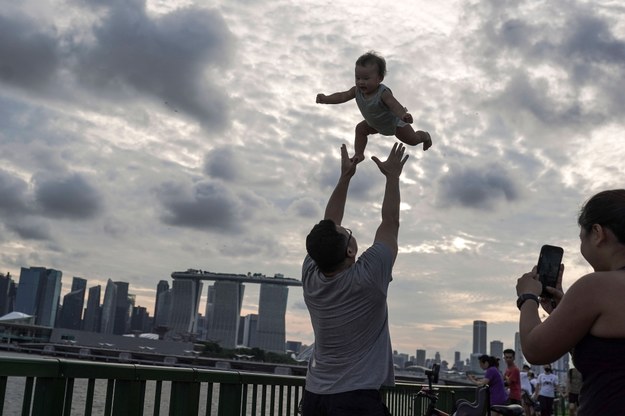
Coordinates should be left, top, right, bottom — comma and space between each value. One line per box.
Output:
1, 266, 522, 363
2, 0, 623, 362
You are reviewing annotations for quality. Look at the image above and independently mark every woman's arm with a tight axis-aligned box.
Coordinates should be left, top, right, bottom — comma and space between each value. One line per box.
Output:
517, 271, 602, 363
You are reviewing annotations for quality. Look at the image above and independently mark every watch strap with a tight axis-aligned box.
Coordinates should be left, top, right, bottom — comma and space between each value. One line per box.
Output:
517, 293, 540, 310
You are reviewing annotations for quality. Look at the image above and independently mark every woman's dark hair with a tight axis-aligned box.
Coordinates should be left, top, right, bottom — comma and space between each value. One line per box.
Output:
306, 219, 347, 273
478, 354, 498, 367
355, 51, 387, 79
578, 189, 625, 244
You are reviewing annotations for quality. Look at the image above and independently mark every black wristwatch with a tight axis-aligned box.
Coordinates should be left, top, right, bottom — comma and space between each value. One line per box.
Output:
517, 293, 540, 310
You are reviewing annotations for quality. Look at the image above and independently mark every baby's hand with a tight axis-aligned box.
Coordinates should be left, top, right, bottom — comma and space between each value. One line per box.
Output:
402, 113, 413, 124
316, 94, 326, 104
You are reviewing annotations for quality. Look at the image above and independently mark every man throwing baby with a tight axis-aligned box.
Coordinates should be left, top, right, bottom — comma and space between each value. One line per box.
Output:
301, 142, 409, 415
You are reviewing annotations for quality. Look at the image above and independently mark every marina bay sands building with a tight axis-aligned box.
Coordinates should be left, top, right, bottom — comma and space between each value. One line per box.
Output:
170, 270, 301, 353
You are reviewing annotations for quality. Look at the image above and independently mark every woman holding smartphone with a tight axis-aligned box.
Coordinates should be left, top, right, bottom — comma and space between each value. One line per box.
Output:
516, 189, 625, 415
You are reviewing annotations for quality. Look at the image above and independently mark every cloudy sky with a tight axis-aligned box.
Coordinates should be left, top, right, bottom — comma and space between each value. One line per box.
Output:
2, 0, 624, 362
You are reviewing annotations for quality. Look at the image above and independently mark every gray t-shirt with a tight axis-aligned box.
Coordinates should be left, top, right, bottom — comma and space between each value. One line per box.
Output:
355, 84, 407, 135
302, 242, 395, 394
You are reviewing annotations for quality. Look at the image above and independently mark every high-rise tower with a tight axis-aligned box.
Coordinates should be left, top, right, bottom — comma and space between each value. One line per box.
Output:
473, 320, 487, 354
256, 283, 288, 353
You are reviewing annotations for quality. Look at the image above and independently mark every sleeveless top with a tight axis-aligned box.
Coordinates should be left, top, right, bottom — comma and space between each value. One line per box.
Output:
572, 334, 625, 415
355, 84, 407, 135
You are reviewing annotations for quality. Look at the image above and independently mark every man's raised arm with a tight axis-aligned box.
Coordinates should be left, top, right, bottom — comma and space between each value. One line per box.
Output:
371, 143, 409, 261
324, 144, 357, 225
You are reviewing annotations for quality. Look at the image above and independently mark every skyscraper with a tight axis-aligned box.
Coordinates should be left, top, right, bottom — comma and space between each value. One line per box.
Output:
204, 280, 244, 348
256, 283, 288, 353
153, 280, 169, 329
83, 285, 101, 332
169, 278, 203, 337
490, 340, 504, 369
154, 289, 172, 328
416, 349, 426, 367
14, 267, 44, 316
0, 272, 16, 316
58, 277, 87, 329
113, 281, 130, 335
15, 267, 62, 327
473, 320, 487, 354
38, 269, 62, 327
100, 279, 118, 334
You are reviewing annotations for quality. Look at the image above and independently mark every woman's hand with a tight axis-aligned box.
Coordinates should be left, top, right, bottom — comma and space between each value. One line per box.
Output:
540, 264, 565, 314
516, 266, 542, 297
516, 264, 565, 314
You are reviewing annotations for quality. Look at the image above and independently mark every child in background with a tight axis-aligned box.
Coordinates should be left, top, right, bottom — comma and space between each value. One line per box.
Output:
316, 51, 432, 163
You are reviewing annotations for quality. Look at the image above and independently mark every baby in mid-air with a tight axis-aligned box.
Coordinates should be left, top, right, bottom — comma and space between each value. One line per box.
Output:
316, 51, 432, 163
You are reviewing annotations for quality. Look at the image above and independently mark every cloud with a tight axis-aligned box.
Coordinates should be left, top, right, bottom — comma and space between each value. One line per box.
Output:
156, 180, 251, 232
0, 169, 30, 215
75, 1, 236, 131
436, 163, 520, 210
203, 147, 241, 182
0, 12, 61, 91
33, 173, 103, 219
6, 218, 52, 241
288, 197, 321, 219
459, 0, 625, 140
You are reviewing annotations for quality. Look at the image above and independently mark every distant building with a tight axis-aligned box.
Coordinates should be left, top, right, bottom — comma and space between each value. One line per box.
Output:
113, 281, 130, 335
204, 280, 243, 348
242, 314, 258, 348
130, 306, 149, 332
473, 320, 487, 354
514, 332, 525, 368
490, 340, 504, 370
100, 279, 118, 334
15, 267, 62, 327
169, 278, 203, 338
153, 280, 169, 329
416, 349, 426, 367
83, 285, 101, 332
0, 272, 16, 316
58, 277, 87, 330
154, 289, 172, 328
285, 340, 302, 354
256, 283, 288, 353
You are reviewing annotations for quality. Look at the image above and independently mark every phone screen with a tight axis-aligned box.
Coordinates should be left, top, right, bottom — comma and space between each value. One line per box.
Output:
537, 245, 563, 296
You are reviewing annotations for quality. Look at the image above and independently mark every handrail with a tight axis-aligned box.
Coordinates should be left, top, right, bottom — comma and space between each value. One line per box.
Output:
0, 356, 475, 415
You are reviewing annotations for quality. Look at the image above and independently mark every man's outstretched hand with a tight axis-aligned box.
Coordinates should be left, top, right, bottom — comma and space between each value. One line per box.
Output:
372, 142, 409, 177
340, 144, 358, 177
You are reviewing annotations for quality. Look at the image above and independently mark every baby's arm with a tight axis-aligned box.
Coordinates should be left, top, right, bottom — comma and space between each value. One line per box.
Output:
381, 90, 412, 123
316, 87, 356, 104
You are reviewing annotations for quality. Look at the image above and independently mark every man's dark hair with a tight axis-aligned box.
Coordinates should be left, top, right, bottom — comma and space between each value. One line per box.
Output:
355, 51, 387, 79
503, 349, 515, 358
306, 219, 347, 273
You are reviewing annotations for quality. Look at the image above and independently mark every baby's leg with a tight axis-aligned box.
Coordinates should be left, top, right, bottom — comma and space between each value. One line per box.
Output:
395, 125, 432, 151
354, 121, 378, 163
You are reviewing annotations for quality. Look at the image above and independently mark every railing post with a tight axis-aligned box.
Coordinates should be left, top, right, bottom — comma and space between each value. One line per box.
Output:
31, 377, 66, 416
169, 381, 200, 416
218, 383, 242, 416
112, 379, 146, 416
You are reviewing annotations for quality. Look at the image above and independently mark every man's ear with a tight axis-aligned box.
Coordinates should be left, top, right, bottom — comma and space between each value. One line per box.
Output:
346, 246, 356, 258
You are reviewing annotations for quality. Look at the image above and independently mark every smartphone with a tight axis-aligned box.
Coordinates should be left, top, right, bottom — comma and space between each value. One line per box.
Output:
537, 244, 563, 297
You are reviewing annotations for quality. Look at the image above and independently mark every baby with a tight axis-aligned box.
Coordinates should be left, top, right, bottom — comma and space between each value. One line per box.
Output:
316, 51, 432, 163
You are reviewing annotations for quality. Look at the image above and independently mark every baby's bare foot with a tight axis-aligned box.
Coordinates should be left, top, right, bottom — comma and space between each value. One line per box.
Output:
422, 132, 432, 151
353, 153, 365, 164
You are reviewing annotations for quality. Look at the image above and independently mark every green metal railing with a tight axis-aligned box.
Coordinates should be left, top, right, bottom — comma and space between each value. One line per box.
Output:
0, 356, 477, 415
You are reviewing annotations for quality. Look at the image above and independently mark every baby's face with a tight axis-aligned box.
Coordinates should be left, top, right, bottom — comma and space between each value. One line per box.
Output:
355, 64, 382, 95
